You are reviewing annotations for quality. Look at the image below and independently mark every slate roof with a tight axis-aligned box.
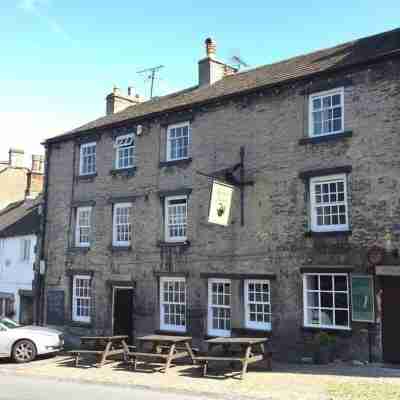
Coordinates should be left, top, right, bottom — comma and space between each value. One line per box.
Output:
46, 27, 400, 143
0, 196, 42, 238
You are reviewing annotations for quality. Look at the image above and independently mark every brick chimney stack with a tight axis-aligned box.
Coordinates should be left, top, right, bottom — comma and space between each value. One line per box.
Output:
31, 155, 44, 174
198, 37, 237, 87
8, 148, 24, 168
106, 86, 142, 116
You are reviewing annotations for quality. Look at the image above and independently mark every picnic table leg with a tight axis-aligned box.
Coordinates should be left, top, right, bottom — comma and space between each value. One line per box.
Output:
164, 344, 176, 373
75, 353, 80, 368
184, 341, 196, 364
203, 361, 208, 377
99, 341, 112, 368
240, 345, 252, 380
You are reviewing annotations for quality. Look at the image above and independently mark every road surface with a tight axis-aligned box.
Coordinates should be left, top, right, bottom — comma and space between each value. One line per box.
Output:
0, 375, 226, 400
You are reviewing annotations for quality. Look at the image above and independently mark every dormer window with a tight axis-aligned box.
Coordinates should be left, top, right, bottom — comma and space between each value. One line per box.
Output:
115, 133, 135, 169
166, 122, 190, 162
309, 88, 344, 137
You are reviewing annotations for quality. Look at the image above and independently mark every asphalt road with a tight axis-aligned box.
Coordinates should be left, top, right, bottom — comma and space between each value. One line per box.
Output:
0, 375, 222, 400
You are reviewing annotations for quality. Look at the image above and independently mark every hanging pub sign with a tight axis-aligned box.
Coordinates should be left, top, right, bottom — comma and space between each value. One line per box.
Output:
208, 180, 235, 226
351, 275, 375, 322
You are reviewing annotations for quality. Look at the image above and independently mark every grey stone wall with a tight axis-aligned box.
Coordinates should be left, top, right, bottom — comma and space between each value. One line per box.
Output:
44, 58, 400, 361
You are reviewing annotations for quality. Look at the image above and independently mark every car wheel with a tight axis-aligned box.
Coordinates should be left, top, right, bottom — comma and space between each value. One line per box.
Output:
12, 339, 37, 363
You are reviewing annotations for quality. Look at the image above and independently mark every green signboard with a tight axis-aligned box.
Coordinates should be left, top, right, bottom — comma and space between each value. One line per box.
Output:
351, 275, 375, 322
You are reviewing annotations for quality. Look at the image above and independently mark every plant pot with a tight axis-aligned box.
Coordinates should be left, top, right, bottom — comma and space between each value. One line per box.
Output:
314, 345, 331, 364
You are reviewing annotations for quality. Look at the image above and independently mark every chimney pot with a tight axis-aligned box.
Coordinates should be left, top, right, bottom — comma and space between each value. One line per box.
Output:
106, 85, 142, 115
205, 37, 217, 58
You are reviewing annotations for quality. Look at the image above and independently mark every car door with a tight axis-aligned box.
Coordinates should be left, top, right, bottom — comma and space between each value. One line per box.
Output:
0, 323, 11, 356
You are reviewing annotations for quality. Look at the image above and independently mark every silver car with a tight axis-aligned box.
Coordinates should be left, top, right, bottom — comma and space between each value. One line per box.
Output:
0, 318, 64, 363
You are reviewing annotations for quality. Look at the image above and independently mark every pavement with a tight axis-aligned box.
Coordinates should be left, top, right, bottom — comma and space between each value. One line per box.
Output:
2, 355, 400, 400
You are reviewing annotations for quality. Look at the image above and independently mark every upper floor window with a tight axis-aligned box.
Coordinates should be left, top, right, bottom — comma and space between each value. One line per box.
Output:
310, 174, 349, 232
113, 203, 132, 246
115, 134, 135, 169
244, 279, 271, 331
72, 275, 91, 323
160, 277, 186, 332
309, 88, 344, 137
165, 195, 187, 242
166, 122, 190, 162
20, 238, 32, 262
75, 207, 92, 247
303, 273, 350, 330
79, 142, 96, 175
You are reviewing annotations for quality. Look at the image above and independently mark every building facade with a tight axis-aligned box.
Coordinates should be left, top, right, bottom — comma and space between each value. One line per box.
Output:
42, 29, 400, 362
0, 198, 42, 324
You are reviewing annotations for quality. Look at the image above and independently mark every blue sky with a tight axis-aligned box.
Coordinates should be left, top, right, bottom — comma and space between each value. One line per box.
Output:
0, 0, 399, 162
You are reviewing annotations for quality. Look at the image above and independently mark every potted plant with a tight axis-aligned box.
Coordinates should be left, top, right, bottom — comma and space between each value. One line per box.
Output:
313, 332, 336, 364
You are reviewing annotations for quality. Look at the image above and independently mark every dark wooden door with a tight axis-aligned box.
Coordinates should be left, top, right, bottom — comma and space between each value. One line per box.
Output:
382, 276, 400, 363
113, 288, 134, 344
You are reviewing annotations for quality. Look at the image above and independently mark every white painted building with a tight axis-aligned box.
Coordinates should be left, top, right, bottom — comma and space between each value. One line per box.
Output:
0, 198, 41, 324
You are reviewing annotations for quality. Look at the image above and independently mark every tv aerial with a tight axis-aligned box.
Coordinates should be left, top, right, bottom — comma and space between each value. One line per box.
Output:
230, 54, 250, 71
137, 65, 164, 99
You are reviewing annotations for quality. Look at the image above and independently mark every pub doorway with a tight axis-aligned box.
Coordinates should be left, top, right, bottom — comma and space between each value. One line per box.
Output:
112, 287, 134, 344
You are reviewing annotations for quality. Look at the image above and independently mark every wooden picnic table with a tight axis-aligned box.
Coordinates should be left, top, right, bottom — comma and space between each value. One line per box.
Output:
126, 334, 196, 373
195, 337, 270, 379
69, 335, 130, 368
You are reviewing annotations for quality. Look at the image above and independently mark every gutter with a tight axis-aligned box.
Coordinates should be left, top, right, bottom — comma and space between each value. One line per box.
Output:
43, 49, 400, 145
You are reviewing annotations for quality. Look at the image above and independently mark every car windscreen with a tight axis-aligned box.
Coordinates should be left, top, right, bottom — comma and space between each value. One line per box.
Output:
0, 318, 20, 329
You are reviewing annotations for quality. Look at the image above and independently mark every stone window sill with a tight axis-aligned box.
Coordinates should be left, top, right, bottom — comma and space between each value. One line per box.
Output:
159, 158, 192, 168
305, 230, 352, 238
157, 240, 191, 248
110, 167, 137, 177
76, 173, 97, 182
70, 321, 92, 328
301, 326, 352, 336
299, 130, 353, 145
110, 245, 132, 252
68, 247, 90, 253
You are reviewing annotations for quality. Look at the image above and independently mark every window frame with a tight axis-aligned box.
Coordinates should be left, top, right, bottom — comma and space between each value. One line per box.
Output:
310, 174, 349, 233
20, 238, 31, 262
159, 276, 187, 333
208, 278, 231, 337
164, 195, 188, 243
244, 279, 272, 331
166, 122, 191, 162
303, 273, 350, 330
72, 275, 91, 323
309, 87, 344, 138
75, 207, 92, 248
112, 202, 132, 247
114, 133, 135, 170
79, 142, 97, 176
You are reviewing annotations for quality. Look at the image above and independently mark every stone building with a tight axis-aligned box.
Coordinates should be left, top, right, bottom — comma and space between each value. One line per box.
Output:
42, 28, 400, 362
0, 149, 44, 210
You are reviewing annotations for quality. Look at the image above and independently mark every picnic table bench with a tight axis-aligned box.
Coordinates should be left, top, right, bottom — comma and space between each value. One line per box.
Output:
195, 337, 270, 379
69, 335, 130, 368
125, 334, 196, 373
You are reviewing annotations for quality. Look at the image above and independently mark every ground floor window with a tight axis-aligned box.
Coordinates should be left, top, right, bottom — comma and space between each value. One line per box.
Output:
72, 275, 91, 323
160, 277, 186, 332
244, 279, 271, 330
208, 279, 231, 337
0, 296, 14, 318
303, 273, 350, 329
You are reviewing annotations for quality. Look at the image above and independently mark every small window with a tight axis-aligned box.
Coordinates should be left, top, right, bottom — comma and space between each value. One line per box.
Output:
309, 88, 344, 137
208, 279, 231, 337
72, 275, 91, 323
310, 174, 349, 232
165, 195, 187, 242
303, 273, 350, 330
75, 207, 92, 247
113, 203, 132, 246
114, 134, 135, 169
160, 277, 186, 332
79, 142, 96, 175
245, 280, 271, 331
20, 238, 31, 262
166, 122, 190, 162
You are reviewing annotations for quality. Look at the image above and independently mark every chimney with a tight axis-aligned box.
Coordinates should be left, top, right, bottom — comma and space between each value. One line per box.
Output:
26, 155, 44, 199
198, 38, 237, 87
31, 155, 44, 174
106, 86, 142, 115
8, 148, 24, 168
